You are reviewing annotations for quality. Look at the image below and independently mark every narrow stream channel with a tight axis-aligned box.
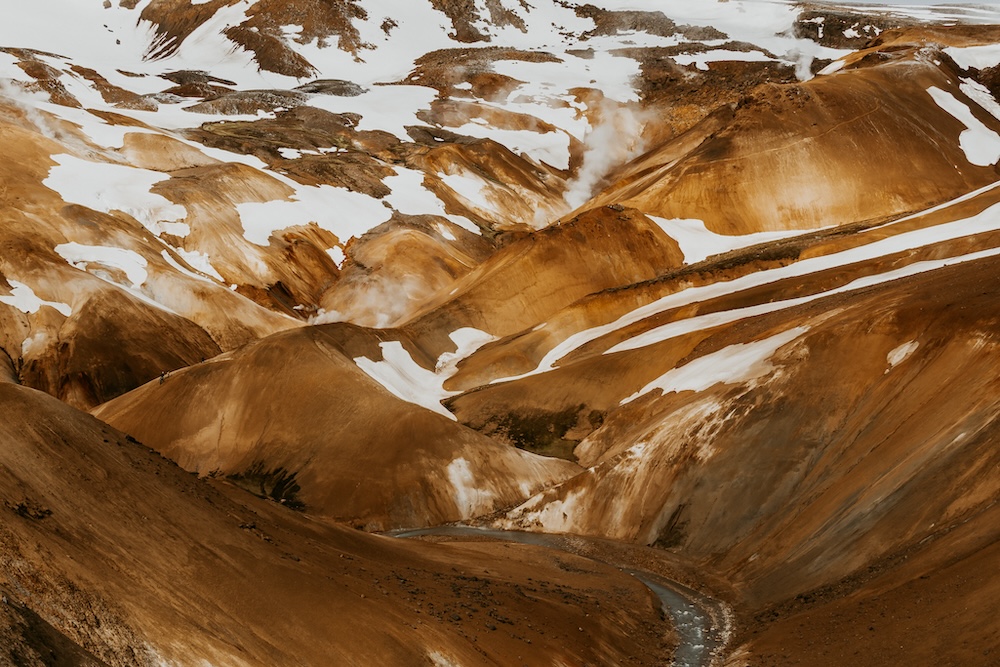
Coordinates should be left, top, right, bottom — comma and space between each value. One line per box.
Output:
390, 526, 727, 667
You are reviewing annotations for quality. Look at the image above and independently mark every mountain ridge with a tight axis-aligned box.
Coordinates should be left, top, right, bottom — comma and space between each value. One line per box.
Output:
1, 0, 999, 665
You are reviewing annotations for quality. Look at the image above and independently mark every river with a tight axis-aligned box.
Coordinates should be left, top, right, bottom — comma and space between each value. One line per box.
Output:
390, 526, 729, 667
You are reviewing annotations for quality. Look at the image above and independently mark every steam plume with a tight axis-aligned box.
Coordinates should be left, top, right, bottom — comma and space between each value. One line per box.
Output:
561, 101, 653, 213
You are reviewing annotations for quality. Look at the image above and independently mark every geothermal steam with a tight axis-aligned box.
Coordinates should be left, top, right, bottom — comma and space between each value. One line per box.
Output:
561, 101, 652, 213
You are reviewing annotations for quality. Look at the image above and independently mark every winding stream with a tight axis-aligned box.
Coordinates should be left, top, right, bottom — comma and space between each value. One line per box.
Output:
390, 526, 728, 667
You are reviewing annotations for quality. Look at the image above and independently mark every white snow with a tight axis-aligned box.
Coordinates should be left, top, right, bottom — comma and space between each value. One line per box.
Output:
492, 50, 641, 107
436, 327, 498, 376
944, 44, 1000, 72
0, 280, 71, 317
54, 242, 177, 312
796, 3, 1000, 26
886, 340, 919, 369
451, 121, 573, 171
55, 242, 148, 288
621, 327, 808, 404
438, 170, 494, 212
802, 16, 825, 39
819, 59, 847, 76
0, 0, 860, 255
141, 0, 298, 91
928, 86, 1000, 166
959, 77, 1000, 122
433, 222, 457, 241
384, 167, 481, 235
608, 246, 1000, 356
354, 341, 455, 418
327, 246, 347, 269
236, 183, 392, 246
172, 248, 225, 282
501, 487, 585, 534
353, 328, 496, 419
672, 49, 774, 72
651, 217, 820, 265
307, 85, 437, 142
0, 52, 34, 83
21, 331, 49, 357
43, 154, 188, 236
587, 0, 851, 78
159, 249, 224, 284
289, 1, 456, 85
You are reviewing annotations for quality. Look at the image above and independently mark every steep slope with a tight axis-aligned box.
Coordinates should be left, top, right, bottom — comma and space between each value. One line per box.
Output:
4, 1, 1000, 665
585, 25, 1000, 233
480, 194, 1000, 663
1, 381, 667, 666
401, 205, 684, 339
0, 104, 301, 408
733, 503, 1000, 667
93, 323, 579, 530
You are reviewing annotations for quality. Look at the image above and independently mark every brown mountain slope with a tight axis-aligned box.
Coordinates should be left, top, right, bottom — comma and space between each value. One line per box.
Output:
495, 246, 1000, 665
0, 104, 303, 408
732, 503, 1000, 667
1, 381, 668, 666
436, 180, 1000, 460
92, 323, 579, 530
586, 29, 1000, 234
400, 205, 683, 339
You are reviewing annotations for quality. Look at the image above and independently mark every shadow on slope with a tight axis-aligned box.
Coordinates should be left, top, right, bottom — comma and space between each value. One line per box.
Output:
2, 382, 666, 666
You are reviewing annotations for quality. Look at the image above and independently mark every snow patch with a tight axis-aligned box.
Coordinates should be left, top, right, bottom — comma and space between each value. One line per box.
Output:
384, 167, 480, 235
55, 243, 148, 287
945, 44, 1000, 72
886, 340, 919, 370
608, 247, 1000, 356
928, 86, 1000, 166
172, 248, 224, 282
327, 246, 346, 269
307, 85, 437, 142
672, 49, 773, 71
353, 341, 454, 418
651, 217, 820, 265
353, 328, 495, 419
451, 121, 572, 171
493, 50, 640, 107
621, 327, 809, 404
21, 331, 49, 357
819, 59, 846, 76
237, 183, 392, 246
438, 170, 494, 213
959, 77, 1000, 122
436, 328, 498, 376
160, 249, 223, 284
44, 155, 187, 236
503, 488, 585, 534
0, 280, 71, 317
433, 222, 457, 242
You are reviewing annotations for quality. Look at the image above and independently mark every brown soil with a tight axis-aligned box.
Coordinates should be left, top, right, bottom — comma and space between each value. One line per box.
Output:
0, 382, 669, 666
